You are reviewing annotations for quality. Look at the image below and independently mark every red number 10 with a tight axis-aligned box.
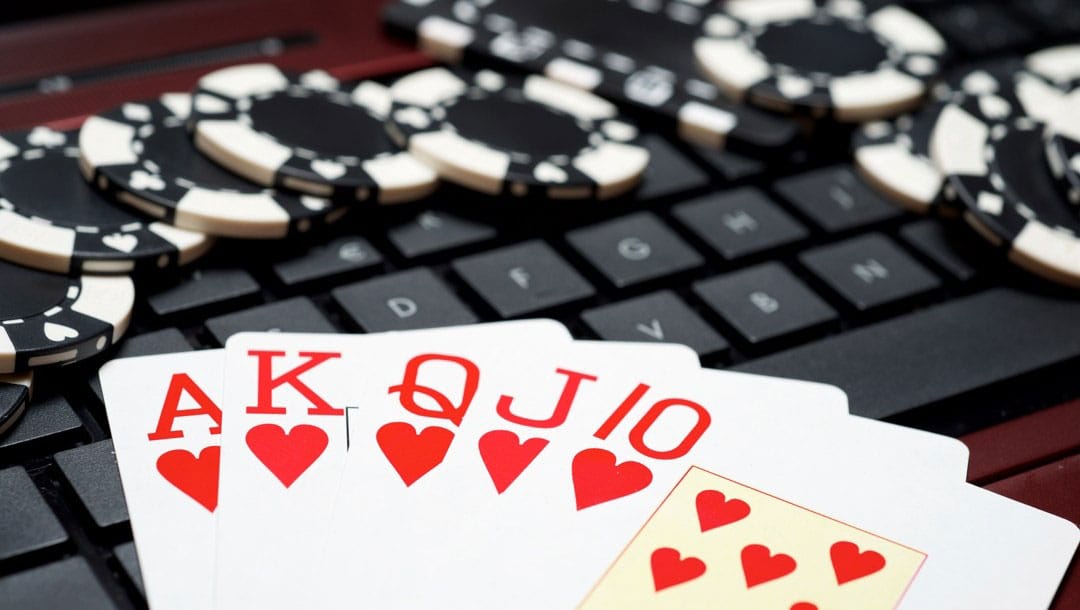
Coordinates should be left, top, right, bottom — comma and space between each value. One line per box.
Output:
593, 383, 711, 460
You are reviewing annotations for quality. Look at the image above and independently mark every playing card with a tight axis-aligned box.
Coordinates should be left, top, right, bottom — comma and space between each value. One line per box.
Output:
581, 463, 1078, 609
575, 396, 1077, 610
214, 320, 572, 610
580, 466, 926, 609
892, 483, 1078, 609
100, 350, 225, 610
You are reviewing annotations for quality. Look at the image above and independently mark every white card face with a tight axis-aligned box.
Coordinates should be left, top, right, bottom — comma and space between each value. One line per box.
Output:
214, 320, 572, 610
100, 350, 225, 610
893, 484, 1078, 609
215, 339, 351, 610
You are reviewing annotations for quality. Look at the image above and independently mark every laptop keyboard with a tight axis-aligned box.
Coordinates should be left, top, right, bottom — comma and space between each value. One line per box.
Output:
2, 1, 1080, 608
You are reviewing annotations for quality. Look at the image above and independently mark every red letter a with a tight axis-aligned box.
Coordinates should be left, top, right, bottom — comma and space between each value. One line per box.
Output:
147, 373, 223, 441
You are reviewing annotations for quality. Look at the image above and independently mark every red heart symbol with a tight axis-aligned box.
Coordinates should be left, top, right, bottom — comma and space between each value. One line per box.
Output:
791, 604, 818, 610
245, 423, 328, 488
571, 448, 653, 511
696, 489, 750, 532
155, 446, 220, 512
741, 544, 797, 588
377, 422, 454, 486
478, 430, 549, 494
830, 541, 886, 585
650, 547, 706, 592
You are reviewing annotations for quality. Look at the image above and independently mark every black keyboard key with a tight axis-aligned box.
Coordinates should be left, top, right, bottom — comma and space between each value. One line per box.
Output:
694, 263, 837, 346
205, 297, 336, 345
54, 440, 128, 528
0, 467, 67, 562
0, 379, 27, 437
388, 210, 496, 258
114, 542, 143, 595
691, 146, 766, 182
581, 291, 728, 358
452, 241, 596, 317
148, 268, 260, 318
635, 135, 709, 201
272, 236, 382, 287
900, 220, 981, 282
673, 188, 808, 260
735, 288, 1080, 420
0, 556, 117, 610
924, 3, 1034, 55
800, 234, 941, 311
776, 166, 903, 233
332, 268, 478, 332
0, 394, 82, 459
567, 212, 703, 288
89, 328, 193, 404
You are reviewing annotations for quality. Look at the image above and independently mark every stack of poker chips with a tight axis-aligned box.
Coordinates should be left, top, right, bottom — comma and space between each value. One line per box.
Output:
853, 46, 1080, 288
0, 61, 654, 431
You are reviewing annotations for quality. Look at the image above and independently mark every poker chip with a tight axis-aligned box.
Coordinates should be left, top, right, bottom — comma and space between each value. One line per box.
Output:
0, 371, 31, 436
853, 61, 1021, 214
385, 67, 650, 200
0, 127, 213, 274
1031, 45, 1080, 206
1026, 44, 1080, 90
0, 258, 133, 373
694, 0, 947, 122
930, 60, 1080, 287
1047, 96, 1080, 207
189, 63, 438, 203
80, 94, 351, 239
853, 91, 953, 214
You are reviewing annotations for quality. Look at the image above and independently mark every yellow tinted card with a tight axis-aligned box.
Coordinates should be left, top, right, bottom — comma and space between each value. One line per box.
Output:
580, 467, 925, 610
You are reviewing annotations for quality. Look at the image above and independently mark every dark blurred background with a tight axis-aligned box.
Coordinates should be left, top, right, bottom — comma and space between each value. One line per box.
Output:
3, 1, 151, 26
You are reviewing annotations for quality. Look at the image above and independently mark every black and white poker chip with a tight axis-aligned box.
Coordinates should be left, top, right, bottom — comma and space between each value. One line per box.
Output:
694, 0, 947, 121
853, 61, 1021, 214
0, 127, 213, 274
0, 258, 133, 373
386, 67, 649, 200
0, 371, 31, 436
854, 87, 954, 214
1048, 98, 1080, 206
188, 64, 438, 203
1031, 45, 1080, 206
80, 93, 350, 239
931, 58, 1080, 287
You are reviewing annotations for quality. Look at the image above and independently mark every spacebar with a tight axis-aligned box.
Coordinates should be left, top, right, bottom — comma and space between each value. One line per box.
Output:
733, 288, 1080, 420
